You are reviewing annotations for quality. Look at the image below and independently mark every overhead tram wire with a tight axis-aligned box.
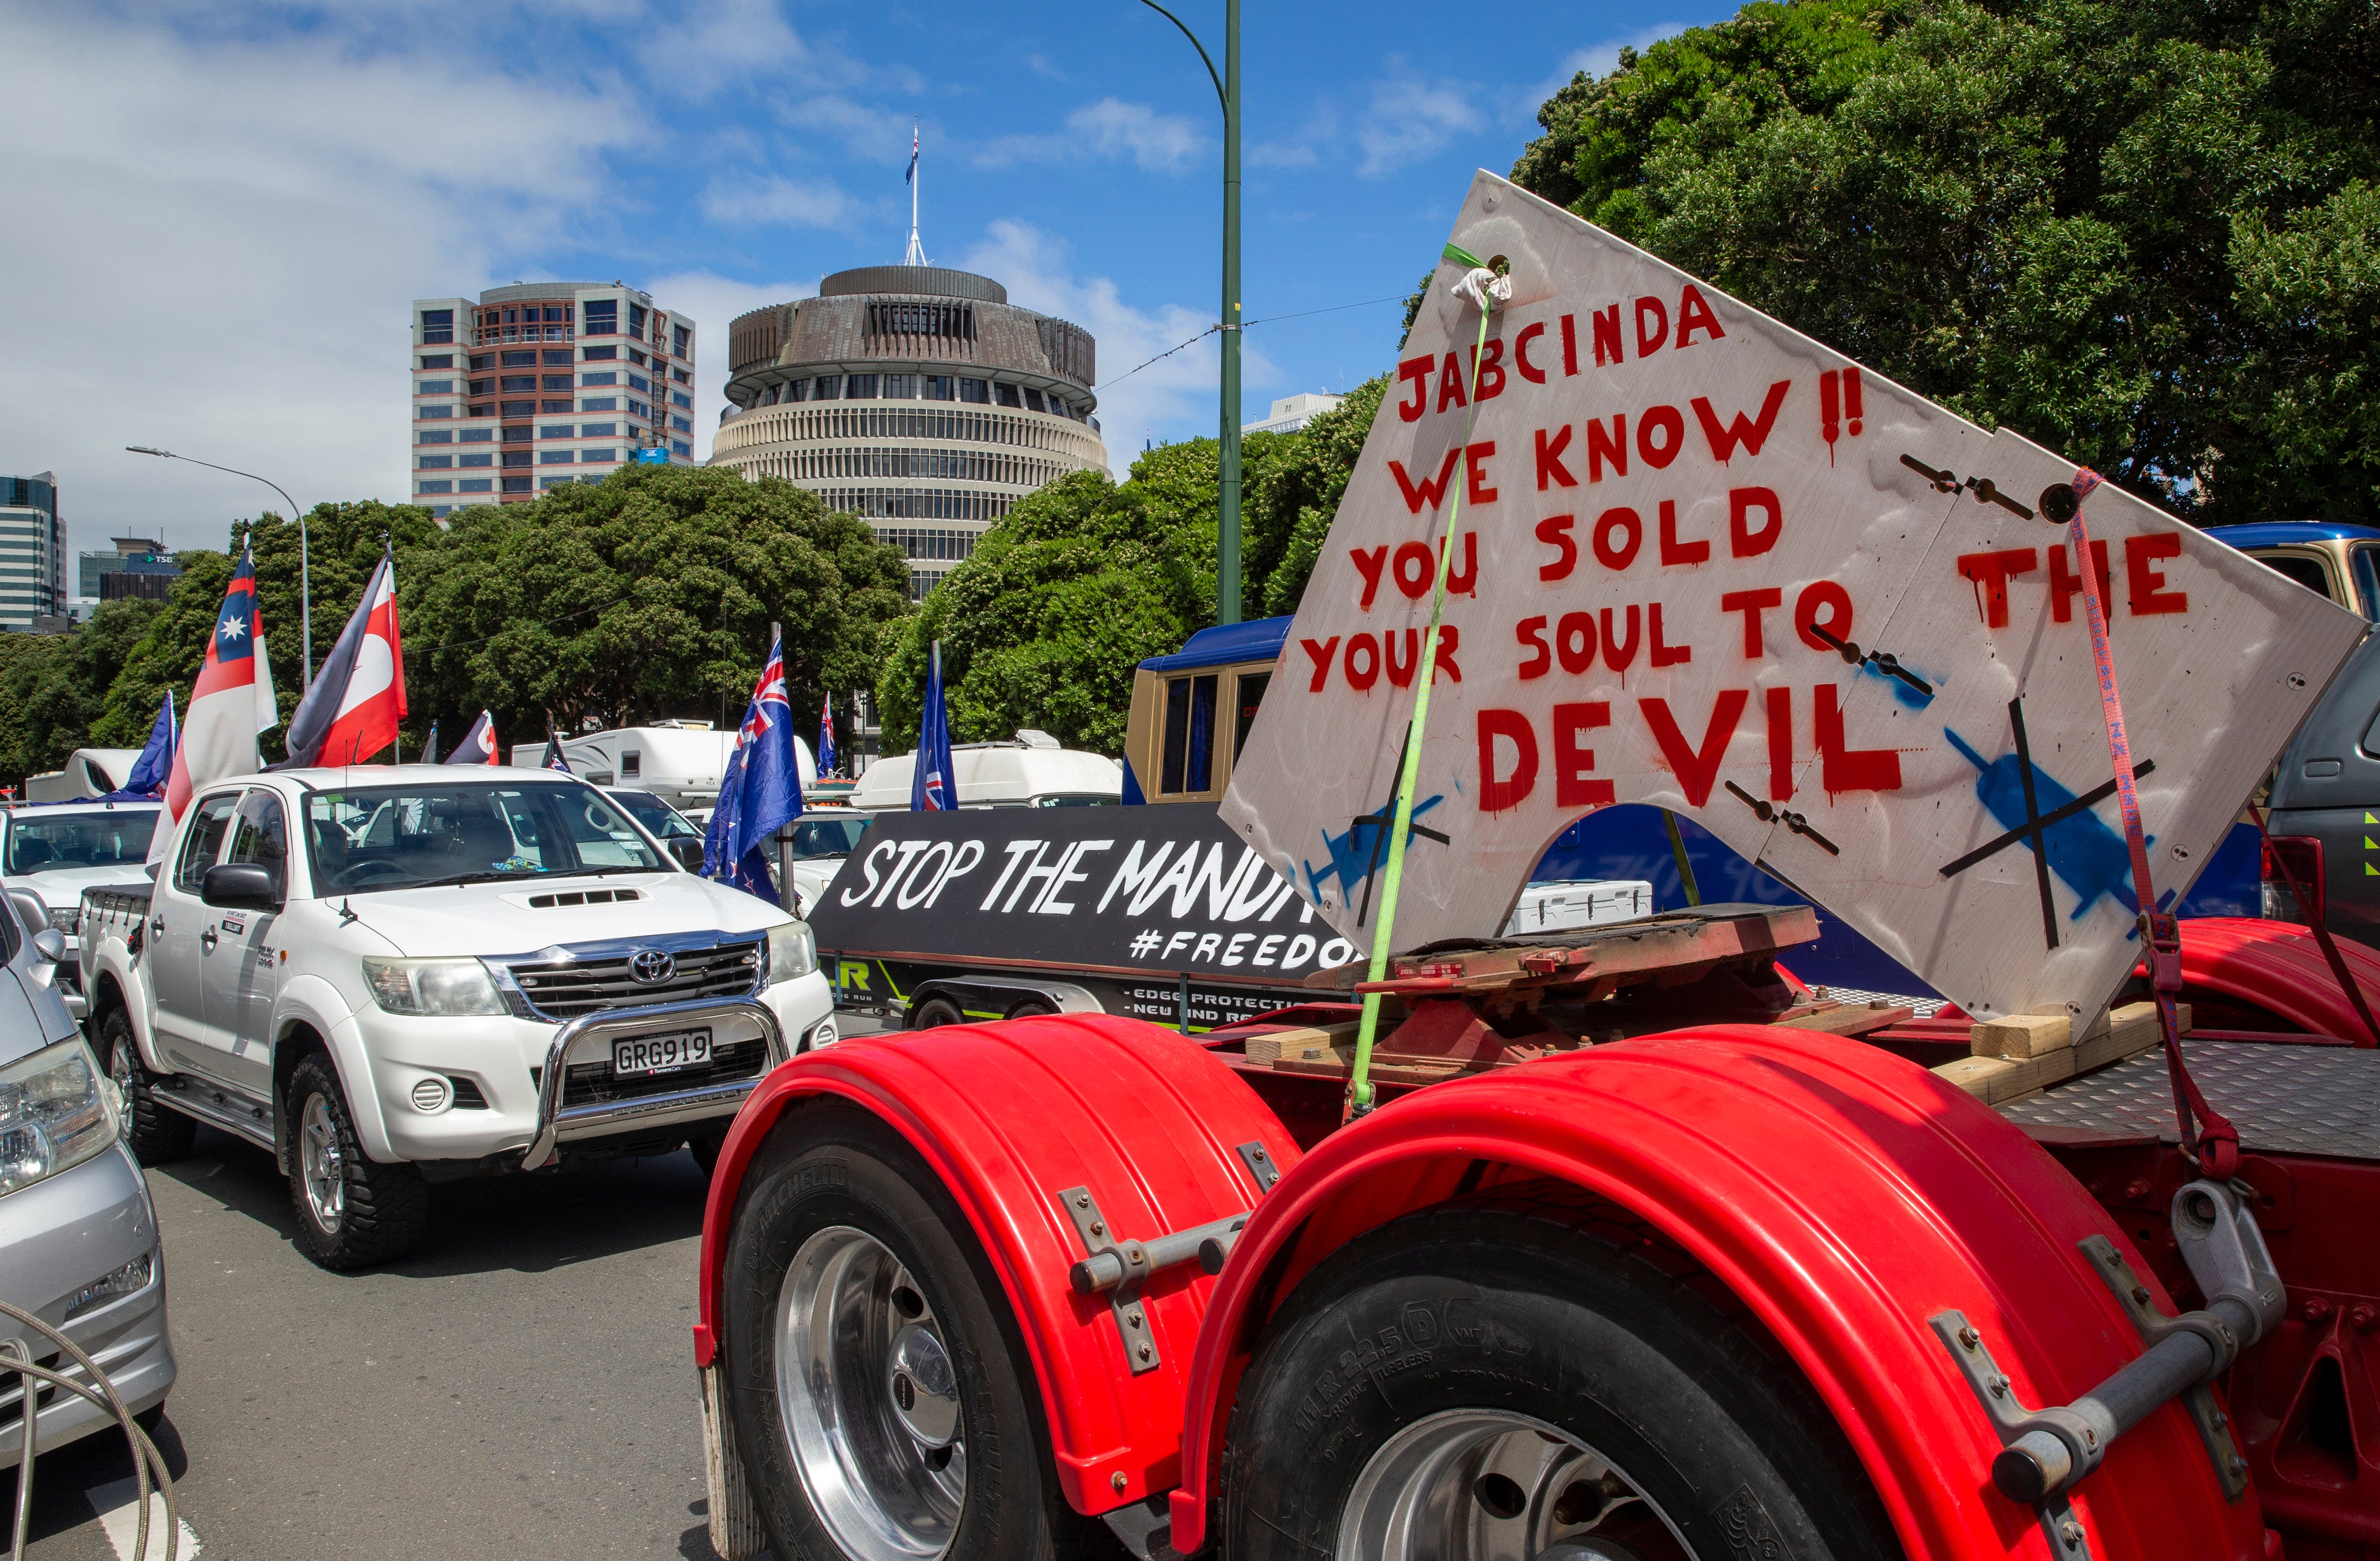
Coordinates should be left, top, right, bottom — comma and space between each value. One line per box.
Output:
1094, 292, 1408, 393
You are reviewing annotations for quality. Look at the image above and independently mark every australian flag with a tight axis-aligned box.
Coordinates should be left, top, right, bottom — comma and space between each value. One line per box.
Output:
911, 640, 955, 810
706, 633, 801, 902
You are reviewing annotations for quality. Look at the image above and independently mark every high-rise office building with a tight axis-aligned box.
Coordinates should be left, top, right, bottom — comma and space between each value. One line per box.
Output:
712, 265, 1108, 599
409, 284, 699, 518
0, 474, 66, 632
80, 537, 180, 600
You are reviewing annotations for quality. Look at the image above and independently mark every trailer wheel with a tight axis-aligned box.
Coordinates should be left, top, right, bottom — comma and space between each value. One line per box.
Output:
1221, 1207, 1898, 1561
102, 1008, 194, 1165
909, 997, 966, 1029
722, 1101, 1086, 1561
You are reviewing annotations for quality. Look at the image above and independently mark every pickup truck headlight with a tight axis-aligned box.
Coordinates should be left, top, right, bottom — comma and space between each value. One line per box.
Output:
767, 922, 818, 984
362, 957, 508, 1017
0, 1039, 118, 1198
46, 906, 80, 934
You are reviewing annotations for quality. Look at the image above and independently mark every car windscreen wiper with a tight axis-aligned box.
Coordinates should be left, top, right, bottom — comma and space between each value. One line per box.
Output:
400, 869, 546, 890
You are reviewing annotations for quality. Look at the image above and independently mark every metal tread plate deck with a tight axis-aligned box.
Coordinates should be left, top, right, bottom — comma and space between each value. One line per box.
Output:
1998, 1041, 2380, 1160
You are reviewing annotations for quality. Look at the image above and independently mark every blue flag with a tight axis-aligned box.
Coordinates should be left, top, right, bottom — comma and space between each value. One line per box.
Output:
912, 640, 956, 810
117, 692, 177, 798
818, 695, 837, 778
706, 633, 800, 903
702, 743, 776, 900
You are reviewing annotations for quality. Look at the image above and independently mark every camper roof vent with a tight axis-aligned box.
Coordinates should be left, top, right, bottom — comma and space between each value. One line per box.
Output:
1015, 729, 1061, 749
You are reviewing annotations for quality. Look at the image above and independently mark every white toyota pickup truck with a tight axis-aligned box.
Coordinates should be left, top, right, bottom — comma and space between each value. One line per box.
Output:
77, 764, 835, 1269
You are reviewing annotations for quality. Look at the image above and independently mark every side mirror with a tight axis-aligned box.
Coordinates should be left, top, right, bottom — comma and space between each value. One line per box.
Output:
31, 928, 65, 965
201, 862, 281, 912
668, 838, 706, 872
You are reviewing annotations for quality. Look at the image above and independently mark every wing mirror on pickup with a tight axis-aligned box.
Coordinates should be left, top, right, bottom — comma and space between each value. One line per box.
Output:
201, 863, 283, 912
668, 839, 706, 872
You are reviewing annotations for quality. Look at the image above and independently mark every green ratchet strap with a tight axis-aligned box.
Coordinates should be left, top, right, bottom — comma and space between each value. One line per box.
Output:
1663, 810, 1701, 906
1348, 254, 1499, 1118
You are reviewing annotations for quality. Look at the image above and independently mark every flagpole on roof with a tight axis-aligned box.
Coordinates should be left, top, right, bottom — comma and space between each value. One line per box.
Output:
903, 125, 927, 267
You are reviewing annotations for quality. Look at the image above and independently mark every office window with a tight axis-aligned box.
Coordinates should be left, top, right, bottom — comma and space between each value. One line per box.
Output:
880, 374, 913, 399
582, 371, 618, 387
629, 400, 651, 420
540, 424, 574, 439
760, 385, 780, 407
501, 375, 537, 393
460, 453, 492, 468
786, 379, 810, 402
502, 476, 532, 493
959, 378, 989, 404
540, 475, 574, 490
1022, 388, 1046, 413
503, 451, 533, 467
541, 399, 571, 413
461, 427, 494, 442
672, 367, 691, 384
581, 397, 617, 412
419, 429, 454, 444
499, 400, 535, 417
580, 422, 616, 436
419, 354, 454, 370
847, 373, 878, 399
418, 379, 454, 394
542, 349, 572, 366
629, 303, 647, 335
814, 376, 841, 400
469, 354, 493, 370
501, 350, 537, 367
545, 307, 572, 324
994, 382, 1022, 409
582, 448, 619, 463
582, 300, 617, 335
420, 308, 454, 343
419, 404, 454, 419
540, 449, 574, 464
541, 374, 572, 391
625, 373, 649, 394
671, 416, 692, 434
672, 326, 690, 356
419, 455, 453, 469
468, 378, 493, 396
417, 479, 453, 494
459, 478, 493, 493
673, 441, 692, 457
671, 391, 692, 410
1046, 394, 1068, 417
583, 345, 617, 361
468, 404, 492, 419
922, 374, 954, 401
630, 348, 648, 366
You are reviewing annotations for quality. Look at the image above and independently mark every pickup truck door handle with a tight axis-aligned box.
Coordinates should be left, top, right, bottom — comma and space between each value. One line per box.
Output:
150, 915, 165, 936
199, 927, 217, 953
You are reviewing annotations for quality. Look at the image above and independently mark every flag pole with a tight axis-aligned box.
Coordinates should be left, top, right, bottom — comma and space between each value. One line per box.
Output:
772, 621, 795, 914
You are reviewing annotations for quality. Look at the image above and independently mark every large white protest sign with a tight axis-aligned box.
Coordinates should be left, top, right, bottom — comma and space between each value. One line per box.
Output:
1221, 171, 2365, 1021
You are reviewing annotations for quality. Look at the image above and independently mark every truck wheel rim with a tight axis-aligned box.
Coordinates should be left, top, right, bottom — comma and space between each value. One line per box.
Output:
108, 1040, 134, 1142
300, 1095, 345, 1234
776, 1225, 964, 1560
1337, 1408, 1694, 1561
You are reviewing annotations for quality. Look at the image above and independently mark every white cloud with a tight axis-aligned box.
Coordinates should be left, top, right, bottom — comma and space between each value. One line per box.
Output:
639, 272, 817, 463
700, 174, 865, 230
1025, 52, 1067, 81
0, 6, 644, 556
958, 221, 1273, 475
976, 98, 1209, 174
1250, 61, 1484, 179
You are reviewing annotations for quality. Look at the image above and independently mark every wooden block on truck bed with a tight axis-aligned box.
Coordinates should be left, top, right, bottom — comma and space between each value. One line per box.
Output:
1971, 1012, 2072, 1058
1241, 1023, 1361, 1066
1775, 1003, 1914, 1038
1933, 1002, 2190, 1104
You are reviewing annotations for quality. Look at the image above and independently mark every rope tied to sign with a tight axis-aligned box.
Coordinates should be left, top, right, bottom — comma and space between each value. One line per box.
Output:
1344, 243, 1506, 1120
2052, 470, 2241, 1178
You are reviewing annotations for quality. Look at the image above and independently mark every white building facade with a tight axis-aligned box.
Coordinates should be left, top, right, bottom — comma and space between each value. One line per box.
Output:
0, 473, 66, 632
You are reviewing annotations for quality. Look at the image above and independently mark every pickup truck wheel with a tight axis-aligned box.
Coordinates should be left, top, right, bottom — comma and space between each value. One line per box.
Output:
102, 1009, 194, 1165
909, 997, 965, 1030
1221, 1207, 1899, 1561
286, 1055, 428, 1271
722, 1102, 1085, 1561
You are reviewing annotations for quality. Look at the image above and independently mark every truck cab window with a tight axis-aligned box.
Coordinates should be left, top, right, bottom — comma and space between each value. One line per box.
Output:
174, 794, 242, 894
2257, 551, 2339, 603
1233, 671, 1270, 763
2352, 546, 2380, 621
1161, 674, 1218, 794
227, 791, 290, 900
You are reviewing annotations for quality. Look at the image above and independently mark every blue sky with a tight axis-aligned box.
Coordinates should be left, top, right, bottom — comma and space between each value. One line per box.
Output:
1, 0, 1709, 561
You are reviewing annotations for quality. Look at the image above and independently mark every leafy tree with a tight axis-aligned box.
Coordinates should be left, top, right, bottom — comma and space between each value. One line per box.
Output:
1511, 0, 2380, 524
0, 599, 164, 790
875, 378, 1390, 753
92, 551, 237, 750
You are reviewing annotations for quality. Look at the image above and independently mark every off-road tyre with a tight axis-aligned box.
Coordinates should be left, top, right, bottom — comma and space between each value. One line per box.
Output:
909, 996, 966, 1029
720, 1100, 1090, 1561
1221, 1202, 1901, 1560
102, 1008, 195, 1165
285, 1054, 429, 1271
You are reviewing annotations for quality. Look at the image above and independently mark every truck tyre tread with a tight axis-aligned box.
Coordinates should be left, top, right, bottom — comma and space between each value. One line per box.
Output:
286, 1054, 429, 1271
720, 1099, 1091, 1561
1221, 1203, 1901, 1560
102, 1008, 195, 1165
910, 996, 966, 1029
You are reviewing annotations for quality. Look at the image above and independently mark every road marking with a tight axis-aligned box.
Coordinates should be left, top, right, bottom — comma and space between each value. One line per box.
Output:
86, 1476, 200, 1561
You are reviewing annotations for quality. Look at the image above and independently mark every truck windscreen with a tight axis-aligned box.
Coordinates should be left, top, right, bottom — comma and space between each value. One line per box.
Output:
303, 782, 665, 893
5, 810, 160, 873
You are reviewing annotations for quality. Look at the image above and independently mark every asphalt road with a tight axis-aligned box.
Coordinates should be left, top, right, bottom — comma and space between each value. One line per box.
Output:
2, 1014, 940, 1561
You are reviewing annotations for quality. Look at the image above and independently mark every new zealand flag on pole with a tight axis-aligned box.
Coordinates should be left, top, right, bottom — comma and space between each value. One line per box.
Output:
911, 641, 955, 810
706, 633, 799, 902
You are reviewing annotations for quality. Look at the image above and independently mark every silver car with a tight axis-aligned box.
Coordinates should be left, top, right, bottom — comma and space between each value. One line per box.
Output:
0, 888, 175, 1466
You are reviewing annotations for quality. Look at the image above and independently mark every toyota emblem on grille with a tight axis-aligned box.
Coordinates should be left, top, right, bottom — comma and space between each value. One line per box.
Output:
630, 949, 676, 984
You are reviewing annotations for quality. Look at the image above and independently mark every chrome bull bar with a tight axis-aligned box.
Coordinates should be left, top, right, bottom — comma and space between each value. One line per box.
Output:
519, 995, 786, 1171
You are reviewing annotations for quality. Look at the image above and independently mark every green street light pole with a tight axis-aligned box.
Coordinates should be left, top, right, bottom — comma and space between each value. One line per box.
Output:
1136, 0, 1241, 623
126, 445, 311, 689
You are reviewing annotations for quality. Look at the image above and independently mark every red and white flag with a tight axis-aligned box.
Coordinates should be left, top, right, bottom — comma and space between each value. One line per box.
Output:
283, 551, 406, 767
445, 710, 498, 765
148, 544, 278, 861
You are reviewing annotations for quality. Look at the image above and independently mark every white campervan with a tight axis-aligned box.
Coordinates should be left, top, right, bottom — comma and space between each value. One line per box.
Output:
23, 748, 145, 803
510, 723, 816, 815
849, 731, 1122, 813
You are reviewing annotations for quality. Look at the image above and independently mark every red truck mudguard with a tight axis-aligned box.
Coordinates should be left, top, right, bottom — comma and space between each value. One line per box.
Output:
2174, 915, 2380, 1041
693, 1013, 1301, 1514
1169, 1025, 2269, 1560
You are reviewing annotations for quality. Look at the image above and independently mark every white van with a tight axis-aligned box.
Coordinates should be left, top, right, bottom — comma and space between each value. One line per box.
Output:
509, 723, 816, 815
849, 731, 1122, 812
24, 749, 145, 803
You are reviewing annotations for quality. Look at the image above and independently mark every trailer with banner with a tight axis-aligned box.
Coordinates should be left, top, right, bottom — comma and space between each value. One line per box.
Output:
692, 172, 2380, 1561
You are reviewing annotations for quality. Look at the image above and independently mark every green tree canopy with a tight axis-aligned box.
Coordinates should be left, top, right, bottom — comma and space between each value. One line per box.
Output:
0, 599, 165, 789
875, 378, 1388, 754
1512, 0, 2380, 523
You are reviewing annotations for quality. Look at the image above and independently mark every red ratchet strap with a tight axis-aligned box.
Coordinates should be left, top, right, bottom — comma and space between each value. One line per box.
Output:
2063, 469, 2240, 1178
2246, 803, 2380, 1048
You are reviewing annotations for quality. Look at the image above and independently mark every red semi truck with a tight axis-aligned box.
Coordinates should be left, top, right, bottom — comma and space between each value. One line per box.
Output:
691, 176, 2380, 1561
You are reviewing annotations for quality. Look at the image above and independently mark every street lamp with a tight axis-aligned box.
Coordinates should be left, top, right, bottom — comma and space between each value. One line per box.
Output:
127, 446, 311, 689
1134, 0, 1242, 624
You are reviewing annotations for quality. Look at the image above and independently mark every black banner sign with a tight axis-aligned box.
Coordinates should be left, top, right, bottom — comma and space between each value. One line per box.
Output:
809, 805, 1357, 985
